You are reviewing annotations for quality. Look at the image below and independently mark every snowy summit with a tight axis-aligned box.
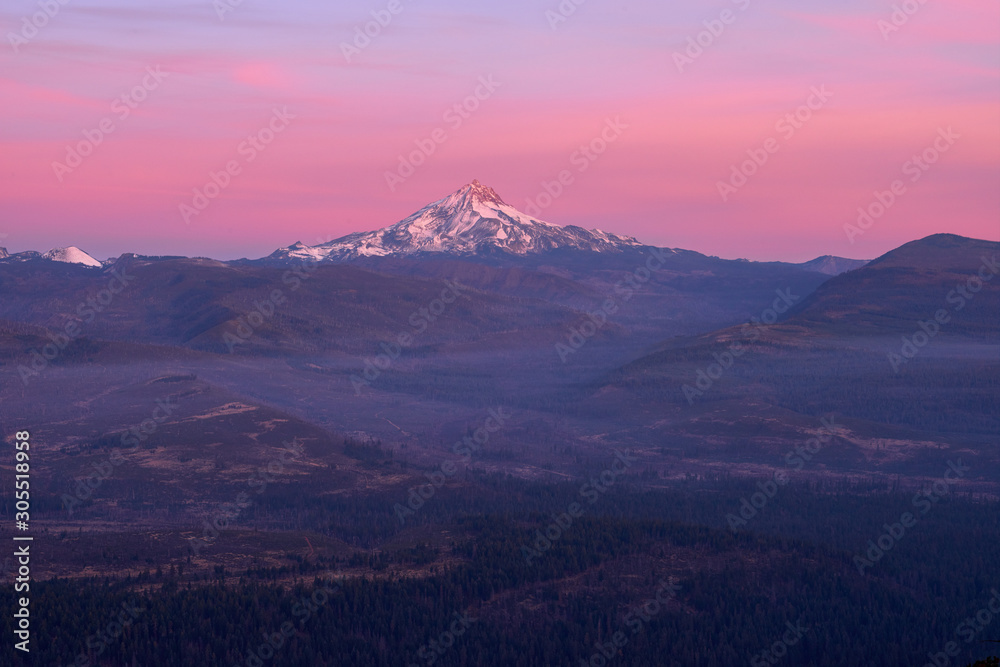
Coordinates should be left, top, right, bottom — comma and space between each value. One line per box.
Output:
42, 246, 103, 267
269, 180, 642, 261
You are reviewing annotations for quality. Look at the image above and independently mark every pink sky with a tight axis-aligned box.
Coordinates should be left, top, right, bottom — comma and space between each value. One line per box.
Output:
0, 0, 997, 262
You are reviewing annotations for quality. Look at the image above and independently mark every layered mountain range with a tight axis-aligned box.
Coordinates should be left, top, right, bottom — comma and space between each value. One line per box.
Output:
0, 181, 996, 662
0, 245, 103, 267
3, 181, 866, 275
1, 181, 995, 485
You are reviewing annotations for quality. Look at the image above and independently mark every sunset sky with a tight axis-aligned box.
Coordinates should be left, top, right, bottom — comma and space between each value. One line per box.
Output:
1, 0, 997, 262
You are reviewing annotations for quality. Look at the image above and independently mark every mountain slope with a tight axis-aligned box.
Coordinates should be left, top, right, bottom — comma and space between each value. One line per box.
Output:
584, 233, 999, 474
42, 246, 103, 267
268, 180, 643, 261
782, 233, 999, 337
1, 246, 101, 266
796, 255, 870, 276
0, 255, 595, 356
611, 234, 999, 380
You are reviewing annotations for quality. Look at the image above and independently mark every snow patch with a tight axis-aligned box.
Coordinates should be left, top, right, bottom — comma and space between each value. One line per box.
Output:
42, 246, 102, 267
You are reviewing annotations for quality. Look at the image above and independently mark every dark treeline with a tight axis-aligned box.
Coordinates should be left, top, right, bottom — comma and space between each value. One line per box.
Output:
249, 473, 998, 553
2, 479, 998, 666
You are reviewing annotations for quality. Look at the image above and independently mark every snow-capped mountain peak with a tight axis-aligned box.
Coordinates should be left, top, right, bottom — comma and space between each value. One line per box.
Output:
42, 246, 102, 267
444, 179, 508, 209
269, 181, 643, 262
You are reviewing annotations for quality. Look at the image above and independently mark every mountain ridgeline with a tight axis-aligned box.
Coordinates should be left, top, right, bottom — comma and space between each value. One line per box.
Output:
0, 183, 997, 667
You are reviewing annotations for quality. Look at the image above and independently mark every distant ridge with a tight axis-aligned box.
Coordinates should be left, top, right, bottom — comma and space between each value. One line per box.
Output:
0, 246, 101, 267
796, 255, 870, 276
42, 246, 102, 267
